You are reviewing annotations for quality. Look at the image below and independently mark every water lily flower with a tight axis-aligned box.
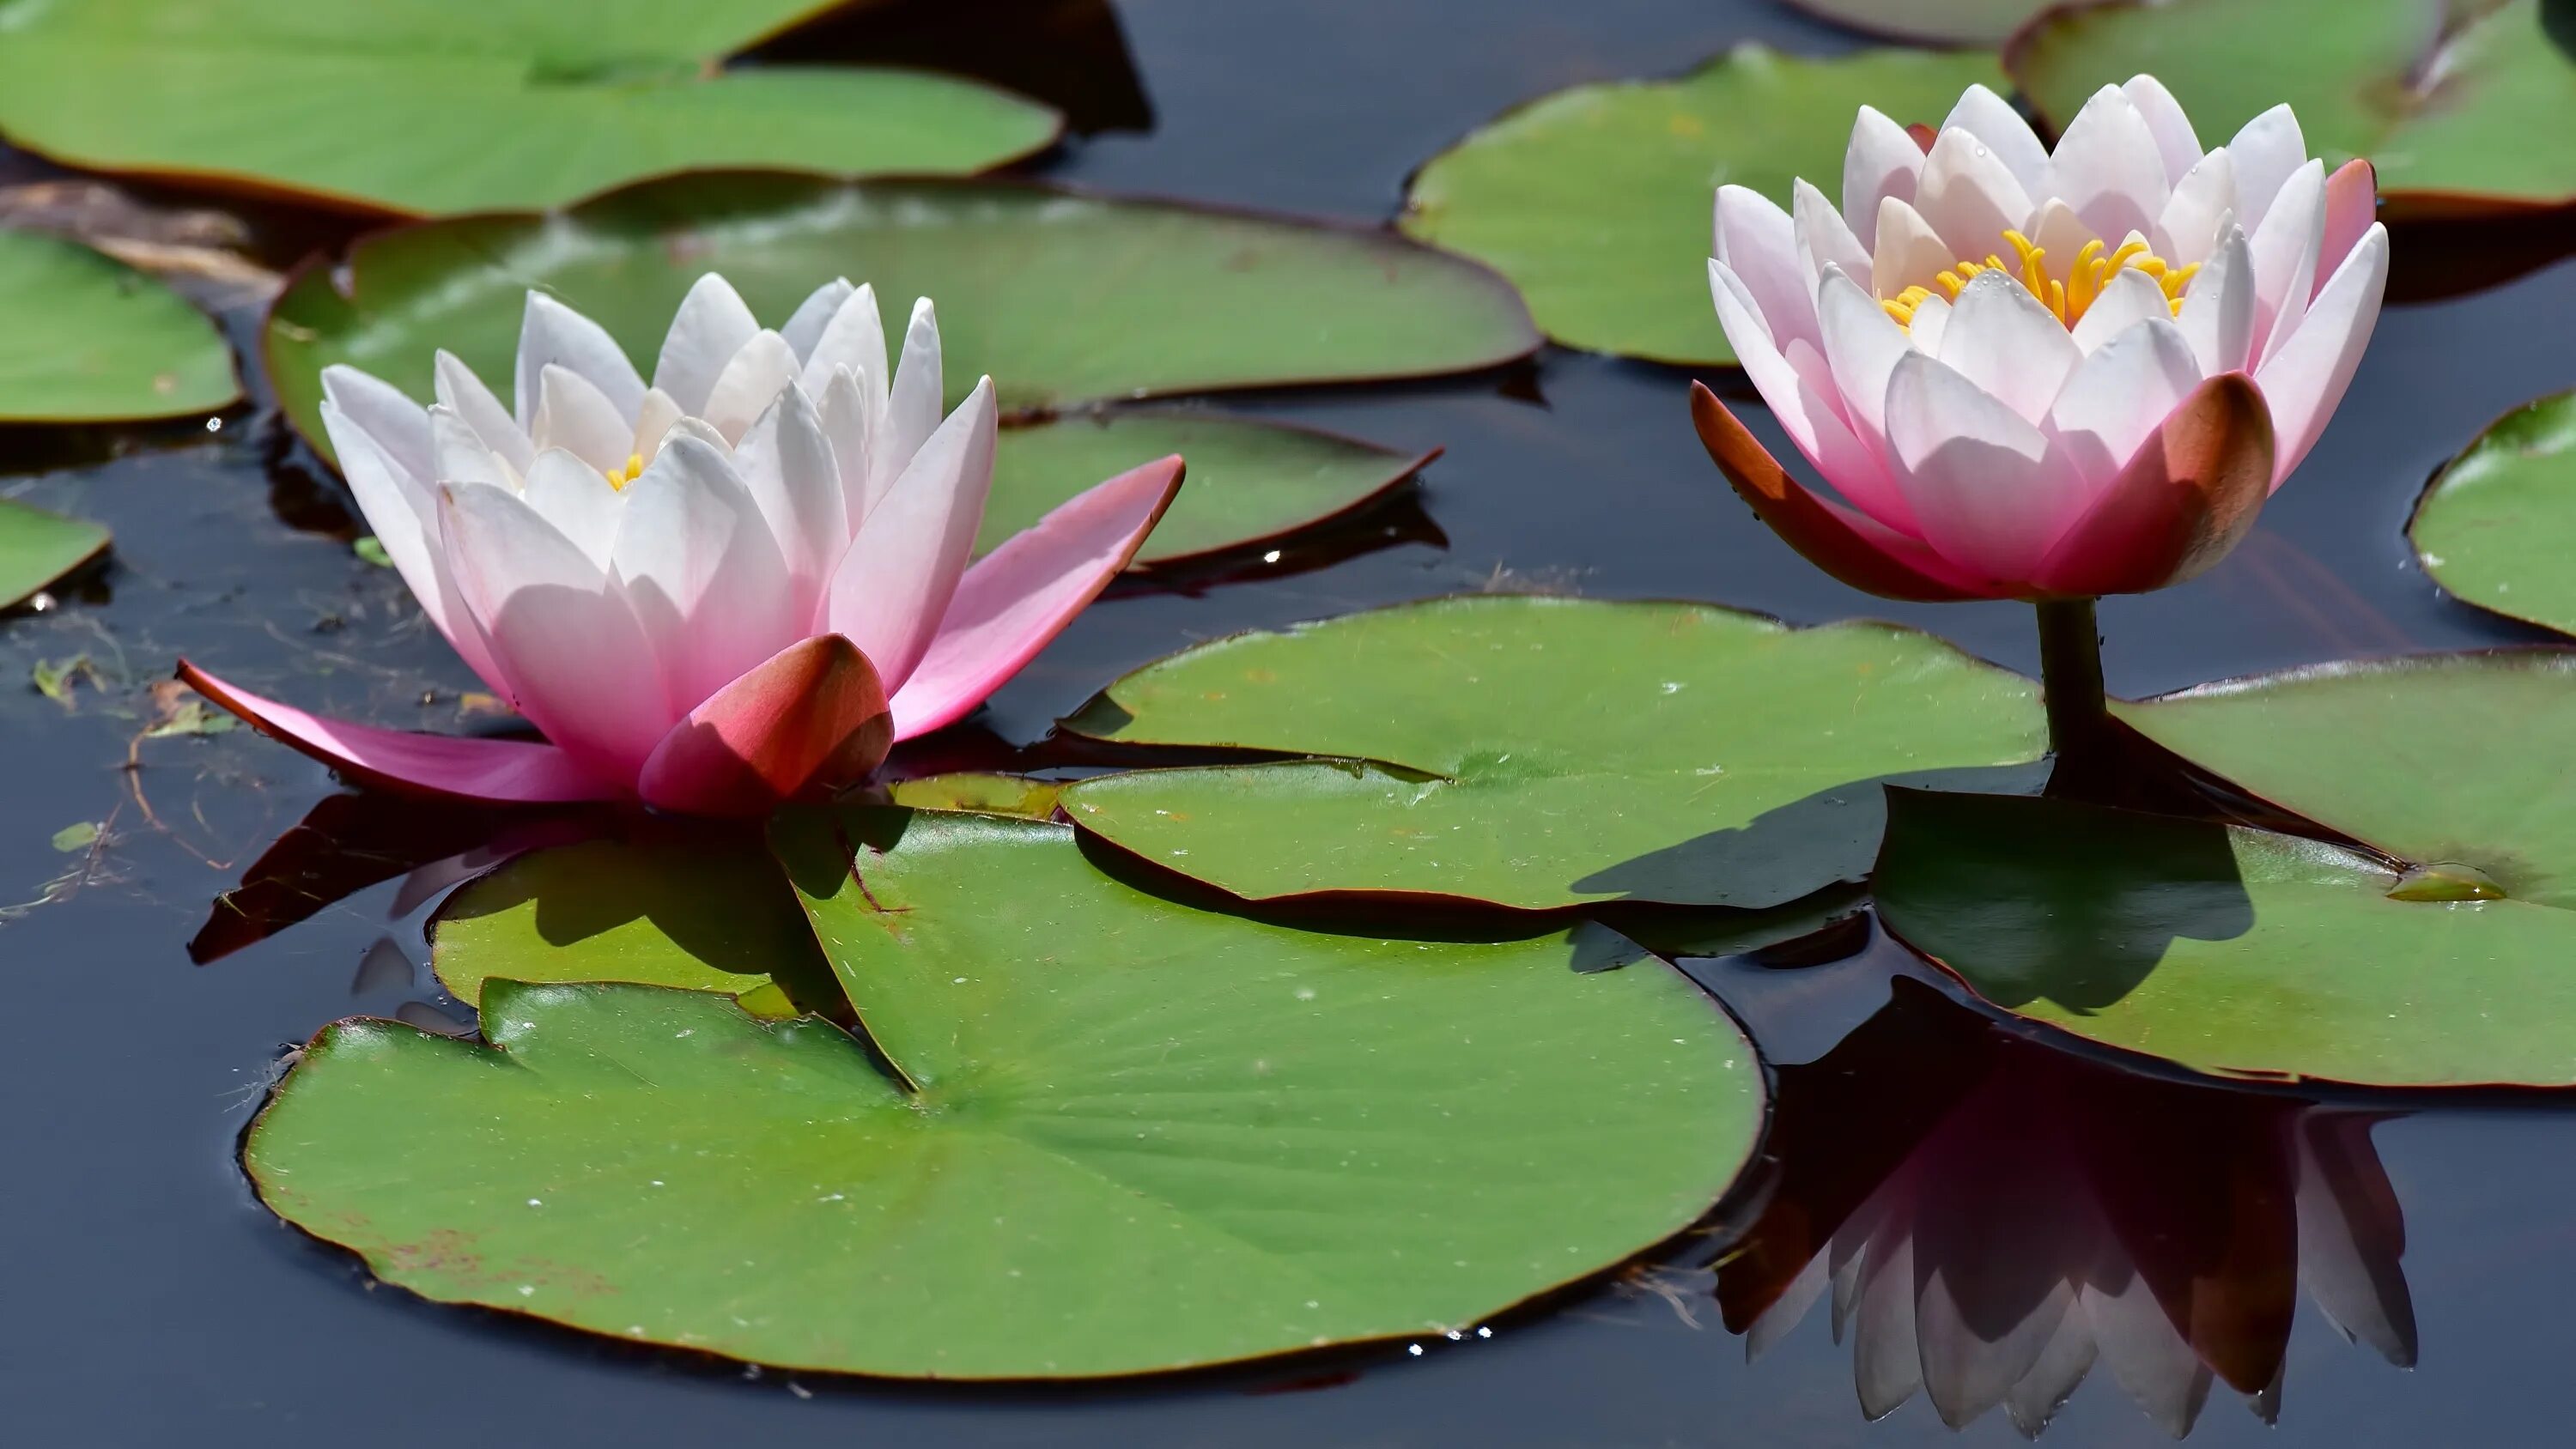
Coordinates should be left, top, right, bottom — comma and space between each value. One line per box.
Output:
183, 276, 1182, 815
1692, 76, 2387, 603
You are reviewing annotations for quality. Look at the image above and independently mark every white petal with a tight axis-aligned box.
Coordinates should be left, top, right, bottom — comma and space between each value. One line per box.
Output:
2121, 75, 2202, 185
609, 434, 799, 713
530, 363, 636, 474
320, 365, 432, 483
1851, 1224, 1923, 1419
1915, 128, 2034, 264
2026, 197, 2096, 269
1939, 83, 2048, 197
780, 277, 855, 362
2046, 86, 2170, 247
429, 404, 519, 492
434, 350, 532, 475
1794, 179, 1871, 293
1843, 105, 1926, 250
732, 382, 849, 613
653, 273, 760, 416
818, 365, 880, 525
1936, 270, 2081, 425
826, 377, 997, 690
2256, 222, 2388, 486
873, 297, 946, 502
2227, 103, 2309, 233
632, 386, 684, 464
2082, 1277, 2212, 1439
1906, 293, 1951, 355
2251, 159, 2326, 367
514, 291, 644, 428
519, 448, 623, 571
1717, 185, 1821, 352
1712, 260, 1907, 520
1818, 267, 1913, 450
799, 282, 890, 406
1886, 349, 2071, 583
319, 398, 506, 694
1872, 197, 1957, 300
2153, 147, 2237, 267
700, 330, 801, 446
2176, 223, 2255, 375
2048, 317, 2205, 492
2068, 266, 2172, 354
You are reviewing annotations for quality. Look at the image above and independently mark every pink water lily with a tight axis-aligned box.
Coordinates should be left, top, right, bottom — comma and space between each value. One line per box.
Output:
185, 275, 1182, 815
1692, 76, 2388, 601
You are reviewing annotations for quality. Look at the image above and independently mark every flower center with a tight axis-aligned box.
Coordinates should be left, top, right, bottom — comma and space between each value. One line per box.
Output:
605, 452, 645, 490
1880, 232, 2199, 332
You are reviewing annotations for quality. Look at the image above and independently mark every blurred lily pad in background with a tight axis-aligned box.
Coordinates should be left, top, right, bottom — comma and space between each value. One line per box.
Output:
248, 809, 1762, 1378
1778, 0, 2050, 45
266, 174, 1540, 452
0, 229, 236, 421
1401, 45, 2004, 364
0, 0, 1063, 215
2410, 387, 2576, 634
0, 498, 111, 610
2010, 0, 2576, 216
1058, 596, 2048, 910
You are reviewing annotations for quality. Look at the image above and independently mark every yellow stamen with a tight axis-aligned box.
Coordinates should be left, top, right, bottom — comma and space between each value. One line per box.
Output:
605, 452, 645, 490
1884, 229, 2196, 335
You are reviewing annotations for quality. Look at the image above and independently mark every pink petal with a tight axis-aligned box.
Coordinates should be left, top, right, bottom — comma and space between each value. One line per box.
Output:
1884, 349, 2076, 585
2256, 223, 2390, 488
1716, 185, 1820, 354
1793, 179, 1871, 292
827, 377, 998, 694
637, 634, 894, 816
1938, 84, 2049, 197
2047, 317, 2205, 494
1870, 197, 1956, 299
2046, 86, 2169, 246
2120, 76, 2202, 185
319, 399, 510, 698
2226, 104, 2308, 234
2248, 160, 2325, 367
1711, 260, 1902, 517
889, 455, 1185, 739
178, 661, 621, 803
2031, 373, 2275, 596
319, 365, 431, 482
2318, 160, 2379, 295
1914, 128, 2033, 265
609, 435, 799, 714
1844, 105, 1927, 250
1936, 270, 2081, 425
2152, 148, 2237, 267
435, 350, 532, 475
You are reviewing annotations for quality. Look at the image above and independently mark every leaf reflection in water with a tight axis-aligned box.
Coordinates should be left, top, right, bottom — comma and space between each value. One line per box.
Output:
1717, 979, 2415, 1438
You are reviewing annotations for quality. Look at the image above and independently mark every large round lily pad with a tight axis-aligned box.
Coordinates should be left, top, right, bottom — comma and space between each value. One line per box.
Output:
2010, 0, 2576, 215
0, 0, 1061, 216
1875, 787, 2576, 1087
990, 411, 1434, 568
246, 809, 1760, 1379
1, 499, 111, 610
1400, 45, 2006, 364
0, 229, 237, 421
2116, 654, 2576, 906
1056, 596, 2048, 911
2409, 388, 2576, 635
267, 174, 1540, 457
1782, 0, 2050, 45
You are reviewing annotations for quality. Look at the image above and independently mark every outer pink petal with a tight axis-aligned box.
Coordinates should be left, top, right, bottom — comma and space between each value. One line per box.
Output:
178, 661, 622, 803
889, 455, 1186, 739
2317, 160, 2379, 296
2028, 373, 2275, 597
636, 634, 894, 817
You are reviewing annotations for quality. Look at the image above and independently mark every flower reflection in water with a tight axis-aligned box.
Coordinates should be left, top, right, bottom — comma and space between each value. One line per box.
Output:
1716, 976, 2414, 1438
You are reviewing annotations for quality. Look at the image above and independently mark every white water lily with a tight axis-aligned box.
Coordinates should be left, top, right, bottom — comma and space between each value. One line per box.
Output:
185, 275, 1181, 815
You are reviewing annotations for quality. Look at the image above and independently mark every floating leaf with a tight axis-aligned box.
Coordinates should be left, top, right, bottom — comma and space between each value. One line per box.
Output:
1400, 46, 2005, 364
2010, 0, 2576, 216
351, 537, 393, 569
1, 500, 109, 611
268, 174, 1540, 460
883, 771, 1063, 818
1875, 787, 2576, 1087
49, 821, 100, 852
2409, 387, 2576, 634
2116, 655, 2576, 906
991, 411, 1432, 568
1781, 0, 2050, 45
0, 0, 1062, 216
0, 230, 235, 422
1056, 597, 2048, 910
249, 809, 1759, 1378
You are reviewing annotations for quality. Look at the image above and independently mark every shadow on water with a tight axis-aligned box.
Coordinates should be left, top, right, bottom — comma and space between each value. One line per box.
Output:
747, 0, 1154, 135
1715, 974, 2416, 1439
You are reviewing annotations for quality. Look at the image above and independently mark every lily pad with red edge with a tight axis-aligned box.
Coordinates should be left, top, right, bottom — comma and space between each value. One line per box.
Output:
1400, 45, 2007, 365
988, 410, 1436, 570
1781, 0, 2051, 46
1873, 787, 2576, 1088
2008, 0, 2576, 218
244, 808, 1762, 1379
0, 0, 1062, 217
264, 173, 1541, 464
0, 498, 109, 611
1054, 596, 2050, 912
0, 229, 237, 422
2409, 387, 2576, 635
2114, 653, 2576, 907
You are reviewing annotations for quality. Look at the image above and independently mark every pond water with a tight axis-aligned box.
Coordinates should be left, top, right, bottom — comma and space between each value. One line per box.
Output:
5, 0, 2576, 1443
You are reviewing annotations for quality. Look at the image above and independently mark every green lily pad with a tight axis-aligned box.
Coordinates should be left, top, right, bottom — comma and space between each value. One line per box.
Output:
990, 411, 1432, 568
883, 771, 1064, 818
2409, 388, 2576, 634
267, 174, 1540, 460
1782, 0, 2050, 45
1874, 787, 2576, 1087
247, 809, 1759, 1378
0, 230, 237, 421
2010, 0, 2576, 215
2116, 654, 2576, 906
1055, 597, 2048, 911
432, 834, 838, 1020
0, 0, 1061, 216
0, 498, 110, 610
1400, 45, 2005, 365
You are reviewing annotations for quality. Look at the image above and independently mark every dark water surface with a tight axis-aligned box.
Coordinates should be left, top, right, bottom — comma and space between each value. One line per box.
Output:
6, 1, 2576, 1444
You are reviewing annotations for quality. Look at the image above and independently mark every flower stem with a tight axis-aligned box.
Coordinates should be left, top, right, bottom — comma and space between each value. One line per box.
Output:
2033, 597, 2111, 773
